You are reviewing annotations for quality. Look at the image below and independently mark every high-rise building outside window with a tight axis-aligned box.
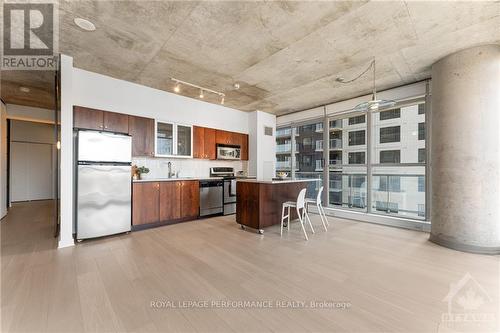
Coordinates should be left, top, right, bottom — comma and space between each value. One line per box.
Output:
349, 130, 365, 146
380, 126, 401, 143
380, 109, 401, 120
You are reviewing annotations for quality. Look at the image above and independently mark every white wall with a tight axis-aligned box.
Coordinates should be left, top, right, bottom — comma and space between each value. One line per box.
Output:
59, 54, 74, 249
0, 101, 7, 219
248, 111, 276, 180
72, 68, 249, 133
6, 104, 56, 124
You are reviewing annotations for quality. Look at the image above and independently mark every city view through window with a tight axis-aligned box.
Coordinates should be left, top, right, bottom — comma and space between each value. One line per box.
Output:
276, 102, 427, 221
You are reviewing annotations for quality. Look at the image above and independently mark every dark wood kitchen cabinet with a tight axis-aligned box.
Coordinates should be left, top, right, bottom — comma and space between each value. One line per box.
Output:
103, 111, 129, 133
159, 181, 181, 221
74, 106, 104, 131
216, 130, 237, 145
74, 106, 129, 133
132, 182, 160, 226
193, 126, 204, 159
134, 180, 199, 229
193, 126, 216, 160
240, 133, 249, 161
128, 115, 155, 157
180, 180, 199, 218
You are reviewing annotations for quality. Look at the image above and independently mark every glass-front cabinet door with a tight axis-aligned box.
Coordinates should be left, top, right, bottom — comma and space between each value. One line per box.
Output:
176, 124, 192, 157
156, 121, 174, 156
155, 121, 192, 158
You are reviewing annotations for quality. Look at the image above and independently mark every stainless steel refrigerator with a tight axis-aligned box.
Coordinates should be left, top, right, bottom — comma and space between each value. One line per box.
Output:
76, 130, 132, 240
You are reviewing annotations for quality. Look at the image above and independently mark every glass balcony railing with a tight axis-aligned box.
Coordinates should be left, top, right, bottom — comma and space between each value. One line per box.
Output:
276, 144, 292, 153
329, 119, 342, 129
276, 161, 292, 169
329, 139, 342, 149
276, 128, 292, 137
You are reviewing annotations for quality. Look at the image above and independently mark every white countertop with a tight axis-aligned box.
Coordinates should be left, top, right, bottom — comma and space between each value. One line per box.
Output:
236, 178, 320, 184
133, 177, 223, 183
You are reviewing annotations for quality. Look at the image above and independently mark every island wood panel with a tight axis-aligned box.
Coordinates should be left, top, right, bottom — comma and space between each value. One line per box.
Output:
235, 181, 260, 229
103, 111, 129, 133
132, 182, 160, 226
236, 181, 308, 230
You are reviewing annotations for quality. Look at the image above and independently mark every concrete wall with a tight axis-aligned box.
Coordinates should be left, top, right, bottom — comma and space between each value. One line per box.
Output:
430, 44, 500, 254
0, 101, 7, 219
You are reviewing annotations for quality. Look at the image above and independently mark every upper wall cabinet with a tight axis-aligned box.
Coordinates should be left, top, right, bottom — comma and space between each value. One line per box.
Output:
193, 126, 216, 160
128, 115, 155, 157
74, 106, 129, 134
155, 121, 192, 158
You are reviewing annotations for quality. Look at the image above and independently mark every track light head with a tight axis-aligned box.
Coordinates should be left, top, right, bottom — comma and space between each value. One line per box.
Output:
220, 96, 225, 105
199, 89, 204, 99
174, 83, 180, 93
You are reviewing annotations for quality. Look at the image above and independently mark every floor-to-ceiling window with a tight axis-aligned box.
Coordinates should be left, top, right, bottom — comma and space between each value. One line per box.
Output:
370, 103, 426, 220
276, 99, 428, 224
328, 113, 367, 212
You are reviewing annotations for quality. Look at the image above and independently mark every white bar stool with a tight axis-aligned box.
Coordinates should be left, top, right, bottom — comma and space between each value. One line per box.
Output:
305, 186, 329, 232
281, 188, 315, 240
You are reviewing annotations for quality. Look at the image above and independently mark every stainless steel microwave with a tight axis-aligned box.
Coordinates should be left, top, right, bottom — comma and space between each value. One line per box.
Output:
217, 144, 241, 160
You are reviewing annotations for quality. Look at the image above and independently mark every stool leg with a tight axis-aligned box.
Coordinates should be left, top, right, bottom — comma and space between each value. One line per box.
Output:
287, 206, 290, 231
297, 207, 308, 241
304, 209, 315, 234
318, 203, 328, 231
320, 203, 329, 226
280, 204, 285, 236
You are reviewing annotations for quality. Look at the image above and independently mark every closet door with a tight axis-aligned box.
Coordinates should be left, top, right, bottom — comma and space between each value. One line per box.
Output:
11, 142, 54, 201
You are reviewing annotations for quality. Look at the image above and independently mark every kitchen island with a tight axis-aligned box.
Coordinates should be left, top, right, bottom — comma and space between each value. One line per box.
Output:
236, 178, 319, 233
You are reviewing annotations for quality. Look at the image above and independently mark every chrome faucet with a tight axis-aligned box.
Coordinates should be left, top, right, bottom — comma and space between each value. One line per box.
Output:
167, 162, 173, 178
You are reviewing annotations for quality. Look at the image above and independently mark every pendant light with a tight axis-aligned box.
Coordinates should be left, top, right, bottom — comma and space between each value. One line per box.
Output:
337, 58, 395, 112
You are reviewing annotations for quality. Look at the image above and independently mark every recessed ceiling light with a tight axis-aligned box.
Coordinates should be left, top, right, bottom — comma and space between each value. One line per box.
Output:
74, 17, 96, 31
233, 83, 240, 90
19, 86, 30, 93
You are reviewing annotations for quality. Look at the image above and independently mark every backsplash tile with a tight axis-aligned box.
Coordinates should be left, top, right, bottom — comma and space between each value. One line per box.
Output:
132, 157, 249, 179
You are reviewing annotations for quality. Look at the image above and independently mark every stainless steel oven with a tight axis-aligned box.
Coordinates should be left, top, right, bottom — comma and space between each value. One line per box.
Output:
210, 167, 237, 215
217, 144, 241, 160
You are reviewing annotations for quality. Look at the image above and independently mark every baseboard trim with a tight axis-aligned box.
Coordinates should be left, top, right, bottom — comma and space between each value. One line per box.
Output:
429, 234, 500, 255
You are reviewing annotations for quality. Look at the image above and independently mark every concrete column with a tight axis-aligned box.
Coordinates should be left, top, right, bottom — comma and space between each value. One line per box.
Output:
430, 45, 500, 254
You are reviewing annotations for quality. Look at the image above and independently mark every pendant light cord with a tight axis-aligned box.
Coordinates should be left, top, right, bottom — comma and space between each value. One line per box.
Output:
336, 58, 375, 84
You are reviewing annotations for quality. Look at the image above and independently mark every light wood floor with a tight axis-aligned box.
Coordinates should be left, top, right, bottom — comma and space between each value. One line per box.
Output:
1, 201, 499, 333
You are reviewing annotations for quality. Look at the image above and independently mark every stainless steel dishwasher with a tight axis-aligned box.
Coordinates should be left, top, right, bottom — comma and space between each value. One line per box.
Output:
199, 180, 223, 217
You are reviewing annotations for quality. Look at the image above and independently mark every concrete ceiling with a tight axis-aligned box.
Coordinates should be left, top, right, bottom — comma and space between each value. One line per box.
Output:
1, 1, 499, 115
